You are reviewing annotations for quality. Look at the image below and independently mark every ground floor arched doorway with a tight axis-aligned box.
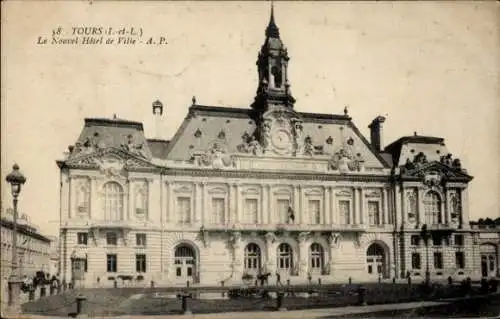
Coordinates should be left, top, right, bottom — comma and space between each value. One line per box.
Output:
366, 242, 388, 279
174, 244, 197, 283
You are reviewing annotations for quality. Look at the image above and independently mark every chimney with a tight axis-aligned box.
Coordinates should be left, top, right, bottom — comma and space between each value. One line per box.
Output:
368, 116, 386, 152
152, 100, 163, 139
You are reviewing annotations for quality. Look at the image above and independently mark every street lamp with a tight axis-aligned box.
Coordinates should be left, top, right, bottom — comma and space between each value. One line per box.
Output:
5, 163, 27, 315
420, 224, 431, 285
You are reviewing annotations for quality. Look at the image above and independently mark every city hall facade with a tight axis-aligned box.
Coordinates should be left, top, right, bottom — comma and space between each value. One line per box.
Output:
57, 10, 498, 287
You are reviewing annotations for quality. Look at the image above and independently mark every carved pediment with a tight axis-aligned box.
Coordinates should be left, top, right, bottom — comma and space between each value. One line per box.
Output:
65, 147, 158, 172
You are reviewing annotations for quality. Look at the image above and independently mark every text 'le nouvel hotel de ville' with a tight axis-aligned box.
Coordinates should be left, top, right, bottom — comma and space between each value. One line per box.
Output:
56, 8, 499, 288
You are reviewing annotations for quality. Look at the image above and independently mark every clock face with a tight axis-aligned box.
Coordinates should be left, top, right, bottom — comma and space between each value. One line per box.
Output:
272, 129, 292, 150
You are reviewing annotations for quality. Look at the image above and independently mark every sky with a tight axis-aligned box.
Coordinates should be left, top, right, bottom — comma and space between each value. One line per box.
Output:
1, 1, 499, 237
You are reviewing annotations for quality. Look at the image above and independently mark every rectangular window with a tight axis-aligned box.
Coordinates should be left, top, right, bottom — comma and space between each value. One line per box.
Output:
411, 235, 420, 246
136, 233, 147, 246
244, 198, 258, 224
433, 252, 443, 269
277, 199, 290, 224
339, 200, 351, 225
106, 254, 117, 273
136, 254, 147, 273
308, 200, 321, 225
455, 251, 465, 269
77, 232, 88, 245
454, 235, 464, 246
177, 197, 191, 224
412, 253, 421, 269
368, 201, 380, 225
211, 198, 225, 224
106, 232, 117, 246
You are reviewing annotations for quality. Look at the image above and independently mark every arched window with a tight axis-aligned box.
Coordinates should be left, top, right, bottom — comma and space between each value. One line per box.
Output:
103, 182, 124, 221
424, 191, 442, 225
277, 243, 293, 273
244, 243, 261, 272
309, 243, 324, 273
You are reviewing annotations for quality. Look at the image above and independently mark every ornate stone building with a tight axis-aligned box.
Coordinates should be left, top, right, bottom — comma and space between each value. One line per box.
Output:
56, 9, 497, 287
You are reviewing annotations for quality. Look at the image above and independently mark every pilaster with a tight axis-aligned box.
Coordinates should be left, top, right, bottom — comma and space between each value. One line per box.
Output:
383, 188, 389, 225
324, 186, 330, 224
201, 182, 207, 225
235, 184, 241, 224
147, 179, 153, 221
359, 188, 365, 225
126, 180, 132, 221
90, 177, 97, 220
267, 185, 273, 225
261, 184, 268, 224
417, 187, 425, 226
330, 187, 336, 225
166, 182, 173, 223
265, 232, 277, 274
298, 232, 309, 276
394, 184, 402, 226
461, 188, 470, 228
298, 185, 304, 225
352, 187, 357, 225
445, 188, 451, 225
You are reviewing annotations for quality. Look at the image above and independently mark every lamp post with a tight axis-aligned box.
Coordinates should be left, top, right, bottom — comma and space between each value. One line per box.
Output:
5, 164, 27, 315
420, 224, 431, 285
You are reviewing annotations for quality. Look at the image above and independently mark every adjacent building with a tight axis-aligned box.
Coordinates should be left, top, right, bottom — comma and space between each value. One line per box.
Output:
56, 8, 499, 287
0, 209, 52, 279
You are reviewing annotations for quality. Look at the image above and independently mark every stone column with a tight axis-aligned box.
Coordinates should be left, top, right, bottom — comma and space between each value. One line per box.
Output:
298, 186, 304, 225
265, 232, 277, 274
68, 177, 73, 219
440, 189, 446, 225
298, 232, 309, 276
231, 232, 243, 278
330, 187, 336, 225
383, 188, 389, 225
235, 184, 241, 225
261, 185, 267, 225
293, 185, 300, 222
417, 187, 425, 226
126, 180, 132, 221
394, 184, 402, 226
267, 185, 273, 225
445, 188, 451, 225
193, 183, 200, 224
328, 233, 340, 276
352, 188, 357, 225
201, 182, 207, 225
461, 188, 470, 228
228, 183, 234, 224
90, 177, 97, 220
359, 188, 365, 225
147, 179, 153, 222
324, 186, 330, 225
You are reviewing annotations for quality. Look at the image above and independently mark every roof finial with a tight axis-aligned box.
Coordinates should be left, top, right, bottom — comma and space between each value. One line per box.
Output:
344, 105, 349, 116
414, 131, 417, 136
192, 95, 196, 105
113, 113, 117, 119
266, 0, 280, 38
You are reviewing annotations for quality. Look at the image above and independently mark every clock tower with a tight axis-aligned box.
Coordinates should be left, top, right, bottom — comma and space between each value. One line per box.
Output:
251, 3, 303, 156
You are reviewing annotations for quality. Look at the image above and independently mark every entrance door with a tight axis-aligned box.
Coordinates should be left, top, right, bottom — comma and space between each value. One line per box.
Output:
366, 243, 385, 279
174, 245, 196, 283
277, 243, 294, 276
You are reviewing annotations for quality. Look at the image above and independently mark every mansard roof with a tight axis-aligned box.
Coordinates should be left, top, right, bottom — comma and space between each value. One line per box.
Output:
147, 139, 170, 159
67, 117, 153, 161
164, 104, 390, 170
384, 134, 448, 168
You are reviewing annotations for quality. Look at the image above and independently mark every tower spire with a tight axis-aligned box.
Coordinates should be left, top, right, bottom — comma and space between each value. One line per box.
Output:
266, 1, 280, 38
